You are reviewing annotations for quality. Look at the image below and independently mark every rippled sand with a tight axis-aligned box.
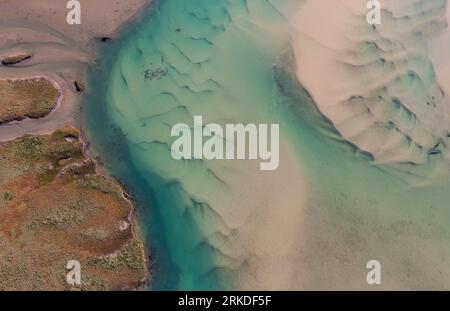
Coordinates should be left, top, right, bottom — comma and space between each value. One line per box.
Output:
292, 0, 450, 167
78, 0, 450, 290
289, 0, 450, 290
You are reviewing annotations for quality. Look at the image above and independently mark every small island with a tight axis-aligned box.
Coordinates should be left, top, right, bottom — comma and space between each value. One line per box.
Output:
0, 78, 60, 124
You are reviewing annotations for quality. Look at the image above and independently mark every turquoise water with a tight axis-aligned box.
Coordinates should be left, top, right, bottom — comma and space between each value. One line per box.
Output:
83, 0, 301, 290
83, 0, 450, 290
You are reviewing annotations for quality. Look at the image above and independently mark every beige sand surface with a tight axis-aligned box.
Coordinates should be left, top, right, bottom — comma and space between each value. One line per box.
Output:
0, 0, 149, 141
289, 0, 450, 290
0, 0, 149, 49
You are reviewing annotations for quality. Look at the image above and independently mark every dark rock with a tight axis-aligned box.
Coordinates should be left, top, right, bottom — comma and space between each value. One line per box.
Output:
74, 80, 85, 93
99, 37, 112, 42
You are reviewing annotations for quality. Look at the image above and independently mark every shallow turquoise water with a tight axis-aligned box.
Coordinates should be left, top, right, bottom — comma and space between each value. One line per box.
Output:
83, 0, 302, 290
82, 0, 450, 290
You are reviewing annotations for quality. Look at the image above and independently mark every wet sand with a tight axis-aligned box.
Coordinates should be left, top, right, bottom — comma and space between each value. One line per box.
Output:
0, 0, 150, 141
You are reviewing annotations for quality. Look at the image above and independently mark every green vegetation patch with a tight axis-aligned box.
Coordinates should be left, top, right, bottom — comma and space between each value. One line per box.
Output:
0, 78, 60, 124
89, 240, 146, 272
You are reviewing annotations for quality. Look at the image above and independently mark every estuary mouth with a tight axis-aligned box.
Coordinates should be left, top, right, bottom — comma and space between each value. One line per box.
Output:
4, 0, 450, 294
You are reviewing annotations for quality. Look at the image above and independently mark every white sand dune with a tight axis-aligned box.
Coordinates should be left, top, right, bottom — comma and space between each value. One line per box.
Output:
291, 0, 450, 166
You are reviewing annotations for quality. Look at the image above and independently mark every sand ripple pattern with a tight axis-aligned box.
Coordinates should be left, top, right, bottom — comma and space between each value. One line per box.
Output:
295, 0, 450, 169
100, 0, 304, 290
